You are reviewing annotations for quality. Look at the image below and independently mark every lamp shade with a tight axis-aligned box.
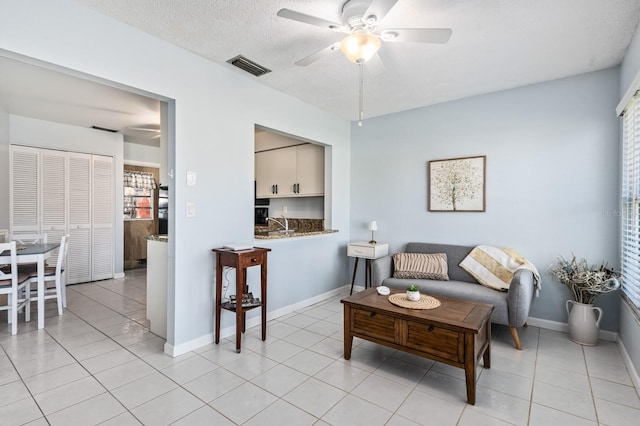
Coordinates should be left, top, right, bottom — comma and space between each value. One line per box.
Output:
340, 33, 381, 64
368, 220, 378, 231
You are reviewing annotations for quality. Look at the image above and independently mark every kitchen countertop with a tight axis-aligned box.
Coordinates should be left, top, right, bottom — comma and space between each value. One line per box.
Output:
146, 235, 168, 242
254, 229, 338, 240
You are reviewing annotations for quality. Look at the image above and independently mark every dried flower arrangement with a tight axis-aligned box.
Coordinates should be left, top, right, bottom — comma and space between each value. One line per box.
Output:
548, 255, 621, 304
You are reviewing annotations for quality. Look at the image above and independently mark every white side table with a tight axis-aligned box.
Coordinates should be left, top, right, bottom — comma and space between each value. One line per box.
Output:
347, 242, 389, 295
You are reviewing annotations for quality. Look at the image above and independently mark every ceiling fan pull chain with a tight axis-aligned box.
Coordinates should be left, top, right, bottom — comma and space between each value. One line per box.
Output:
358, 62, 364, 127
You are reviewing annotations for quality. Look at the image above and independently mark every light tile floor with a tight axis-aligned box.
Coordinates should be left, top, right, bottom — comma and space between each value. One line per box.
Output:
1, 269, 639, 425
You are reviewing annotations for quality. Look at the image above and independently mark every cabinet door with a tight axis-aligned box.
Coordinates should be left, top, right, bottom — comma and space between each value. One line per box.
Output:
10, 146, 40, 234
255, 150, 276, 198
41, 149, 67, 265
255, 147, 297, 198
91, 155, 113, 281
274, 146, 297, 197
295, 144, 324, 196
67, 152, 92, 284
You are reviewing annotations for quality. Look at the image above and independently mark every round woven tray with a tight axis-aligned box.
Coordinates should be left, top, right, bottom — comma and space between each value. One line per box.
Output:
388, 293, 441, 310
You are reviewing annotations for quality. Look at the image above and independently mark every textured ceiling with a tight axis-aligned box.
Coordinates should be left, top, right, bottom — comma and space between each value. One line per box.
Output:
69, 0, 640, 121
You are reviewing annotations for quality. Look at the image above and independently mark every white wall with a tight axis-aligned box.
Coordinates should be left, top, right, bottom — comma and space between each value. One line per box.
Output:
351, 68, 621, 331
0, 0, 351, 354
9, 115, 125, 276
0, 107, 9, 230
123, 141, 161, 166
269, 197, 324, 220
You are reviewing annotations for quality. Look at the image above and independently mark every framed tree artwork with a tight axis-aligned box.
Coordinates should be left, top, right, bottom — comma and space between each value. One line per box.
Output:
428, 155, 486, 212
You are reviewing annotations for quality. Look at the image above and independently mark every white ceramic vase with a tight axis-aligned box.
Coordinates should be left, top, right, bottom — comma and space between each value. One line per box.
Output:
565, 300, 603, 346
407, 290, 421, 301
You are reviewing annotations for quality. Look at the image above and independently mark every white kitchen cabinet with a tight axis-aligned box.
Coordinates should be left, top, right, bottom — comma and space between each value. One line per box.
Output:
255, 147, 296, 198
295, 143, 324, 197
255, 143, 324, 198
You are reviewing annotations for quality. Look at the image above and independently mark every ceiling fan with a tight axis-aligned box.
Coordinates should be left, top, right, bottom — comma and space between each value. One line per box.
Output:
277, 0, 452, 67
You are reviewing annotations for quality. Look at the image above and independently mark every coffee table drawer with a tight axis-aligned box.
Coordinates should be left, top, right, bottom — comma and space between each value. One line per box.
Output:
406, 322, 462, 363
352, 309, 396, 343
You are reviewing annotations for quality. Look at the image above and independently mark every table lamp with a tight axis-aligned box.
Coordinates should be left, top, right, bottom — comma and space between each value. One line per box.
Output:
368, 220, 378, 244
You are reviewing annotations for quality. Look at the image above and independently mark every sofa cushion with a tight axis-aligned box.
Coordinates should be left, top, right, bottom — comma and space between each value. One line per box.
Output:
405, 242, 477, 283
392, 253, 449, 280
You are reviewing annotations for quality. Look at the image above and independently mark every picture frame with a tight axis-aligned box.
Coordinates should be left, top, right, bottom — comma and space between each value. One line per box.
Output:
428, 155, 486, 212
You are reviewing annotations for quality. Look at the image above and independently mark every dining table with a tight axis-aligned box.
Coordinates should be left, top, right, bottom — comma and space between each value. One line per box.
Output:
0, 242, 60, 329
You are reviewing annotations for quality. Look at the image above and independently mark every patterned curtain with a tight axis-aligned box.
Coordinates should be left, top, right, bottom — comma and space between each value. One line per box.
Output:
123, 170, 157, 189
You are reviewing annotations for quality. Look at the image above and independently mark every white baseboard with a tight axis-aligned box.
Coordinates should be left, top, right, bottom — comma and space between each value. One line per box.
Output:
619, 339, 640, 391
526, 316, 618, 342
164, 333, 214, 357
113, 272, 125, 279
165, 285, 351, 357
165, 289, 626, 359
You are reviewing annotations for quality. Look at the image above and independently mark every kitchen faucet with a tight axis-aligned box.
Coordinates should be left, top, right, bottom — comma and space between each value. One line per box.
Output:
267, 215, 288, 231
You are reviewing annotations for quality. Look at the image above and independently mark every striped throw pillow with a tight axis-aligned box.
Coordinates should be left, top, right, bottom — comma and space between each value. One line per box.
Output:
393, 253, 449, 281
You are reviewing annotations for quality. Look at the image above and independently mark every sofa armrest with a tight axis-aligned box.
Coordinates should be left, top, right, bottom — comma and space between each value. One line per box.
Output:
507, 269, 536, 327
372, 255, 393, 285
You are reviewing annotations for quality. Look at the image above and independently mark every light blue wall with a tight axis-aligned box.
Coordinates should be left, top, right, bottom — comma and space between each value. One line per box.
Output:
621, 23, 640, 94
619, 21, 640, 383
0, 0, 352, 354
351, 68, 621, 331
123, 142, 161, 166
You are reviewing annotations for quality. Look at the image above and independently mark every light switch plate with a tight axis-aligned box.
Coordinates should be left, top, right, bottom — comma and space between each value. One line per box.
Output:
186, 202, 196, 218
186, 171, 197, 186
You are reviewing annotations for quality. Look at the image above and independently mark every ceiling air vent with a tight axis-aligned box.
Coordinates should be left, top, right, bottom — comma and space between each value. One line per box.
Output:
91, 125, 118, 132
227, 55, 271, 77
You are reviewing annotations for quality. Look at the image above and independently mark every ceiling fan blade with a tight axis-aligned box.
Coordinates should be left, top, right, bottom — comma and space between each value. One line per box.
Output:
128, 126, 160, 132
380, 28, 452, 44
277, 8, 345, 32
365, 53, 385, 76
364, 0, 399, 22
295, 43, 340, 66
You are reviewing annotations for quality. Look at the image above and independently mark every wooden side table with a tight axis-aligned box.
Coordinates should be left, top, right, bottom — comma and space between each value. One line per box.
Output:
212, 247, 271, 353
347, 242, 389, 295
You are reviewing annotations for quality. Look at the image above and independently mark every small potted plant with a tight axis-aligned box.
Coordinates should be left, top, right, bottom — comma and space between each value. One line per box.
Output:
406, 284, 421, 302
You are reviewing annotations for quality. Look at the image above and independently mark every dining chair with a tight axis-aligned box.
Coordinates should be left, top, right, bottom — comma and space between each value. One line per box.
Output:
10, 233, 49, 273
10, 233, 47, 245
0, 241, 32, 334
28, 235, 68, 316
0, 229, 8, 243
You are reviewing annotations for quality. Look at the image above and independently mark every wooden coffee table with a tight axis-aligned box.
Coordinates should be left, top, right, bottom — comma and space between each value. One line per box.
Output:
342, 288, 493, 405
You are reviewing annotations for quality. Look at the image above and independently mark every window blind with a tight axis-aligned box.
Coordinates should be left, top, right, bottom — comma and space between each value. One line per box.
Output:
622, 94, 640, 308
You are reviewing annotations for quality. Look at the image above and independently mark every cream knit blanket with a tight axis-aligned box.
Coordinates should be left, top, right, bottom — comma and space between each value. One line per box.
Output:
459, 245, 541, 295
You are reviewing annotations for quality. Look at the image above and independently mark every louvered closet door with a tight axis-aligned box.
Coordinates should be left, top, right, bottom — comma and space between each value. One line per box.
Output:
91, 155, 113, 281
41, 149, 67, 265
10, 146, 40, 235
67, 152, 92, 284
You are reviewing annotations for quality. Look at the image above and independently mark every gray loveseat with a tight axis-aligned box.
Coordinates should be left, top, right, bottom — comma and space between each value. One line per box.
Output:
371, 242, 536, 350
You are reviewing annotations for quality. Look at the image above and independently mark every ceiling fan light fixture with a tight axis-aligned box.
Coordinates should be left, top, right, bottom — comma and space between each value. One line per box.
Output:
340, 33, 381, 63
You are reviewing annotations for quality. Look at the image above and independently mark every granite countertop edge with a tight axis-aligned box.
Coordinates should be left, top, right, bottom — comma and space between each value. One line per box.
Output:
146, 235, 169, 242
254, 229, 339, 240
